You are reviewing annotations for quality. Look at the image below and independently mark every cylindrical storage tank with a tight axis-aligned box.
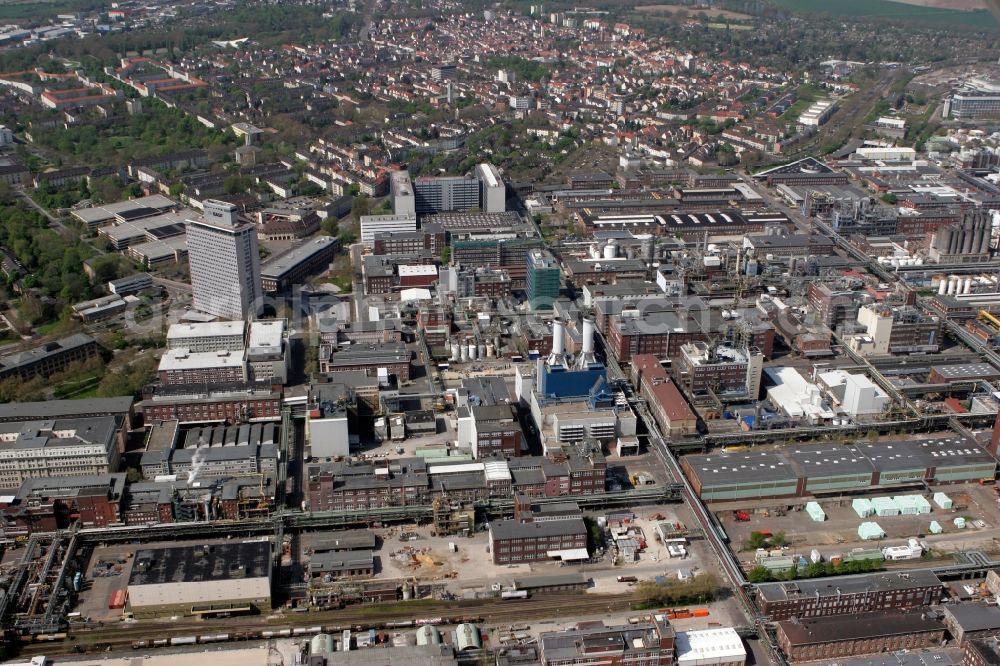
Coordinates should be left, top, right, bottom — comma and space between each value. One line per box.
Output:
641, 237, 654, 264
973, 223, 984, 255
311, 634, 335, 655
947, 277, 957, 295
478, 343, 486, 358
468, 342, 477, 360
486, 344, 495, 357
494, 336, 502, 354
460, 344, 468, 362
603, 240, 617, 259
450, 340, 460, 361
963, 222, 975, 254
589, 244, 600, 259
964, 278, 973, 295
402, 585, 412, 600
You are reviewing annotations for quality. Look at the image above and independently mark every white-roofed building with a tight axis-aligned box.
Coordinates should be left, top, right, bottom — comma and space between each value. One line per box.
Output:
247, 320, 288, 384
764, 366, 835, 422
166, 321, 246, 352
675, 627, 746, 666
817, 369, 889, 418
359, 213, 417, 245
157, 348, 247, 385
398, 264, 439, 288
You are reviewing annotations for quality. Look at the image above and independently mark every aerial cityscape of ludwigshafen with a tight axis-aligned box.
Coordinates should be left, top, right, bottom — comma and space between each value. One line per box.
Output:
4, 0, 1000, 663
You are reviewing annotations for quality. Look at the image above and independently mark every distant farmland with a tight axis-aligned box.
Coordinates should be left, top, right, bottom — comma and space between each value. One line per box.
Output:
635, 4, 753, 20
767, 0, 998, 29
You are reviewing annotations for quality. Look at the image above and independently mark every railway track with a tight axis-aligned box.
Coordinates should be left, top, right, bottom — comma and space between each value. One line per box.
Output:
14, 592, 641, 658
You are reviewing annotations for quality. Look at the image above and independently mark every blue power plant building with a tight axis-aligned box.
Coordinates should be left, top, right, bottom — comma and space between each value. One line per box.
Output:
537, 317, 609, 401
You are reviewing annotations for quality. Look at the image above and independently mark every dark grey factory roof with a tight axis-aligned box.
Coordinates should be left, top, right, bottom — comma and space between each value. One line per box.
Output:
930, 363, 1000, 379
835, 648, 963, 666
129, 541, 271, 585
745, 234, 834, 249
942, 603, 1000, 632
306, 530, 376, 552
461, 377, 511, 406
783, 447, 875, 477
757, 570, 941, 602
0, 333, 95, 372
0, 416, 120, 451
685, 450, 799, 486
0, 397, 133, 421
16, 473, 126, 500
326, 343, 410, 366
489, 517, 587, 540
308, 549, 374, 573
777, 610, 943, 645
856, 436, 995, 472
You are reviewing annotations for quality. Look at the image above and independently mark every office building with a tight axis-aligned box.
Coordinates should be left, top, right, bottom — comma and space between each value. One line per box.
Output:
260, 236, 338, 293
167, 321, 246, 352
776, 611, 945, 663
945, 77, 1000, 120
126, 542, 272, 618
186, 200, 262, 320
0, 474, 126, 534
527, 249, 560, 310
430, 64, 456, 81
319, 342, 412, 381
138, 384, 282, 424
414, 175, 481, 215
391, 170, 416, 217
359, 213, 417, 246
0, 397, 135, 428
755, 570, 942, 620
488, 517, 588, 564
476, 163, 506, 213
108, 273, 153, 295
941, 603, 1000, 644
157, 348, 247, 385
631, 355, 699, 438
0, 333, 98, 381
0, 416, 124, 489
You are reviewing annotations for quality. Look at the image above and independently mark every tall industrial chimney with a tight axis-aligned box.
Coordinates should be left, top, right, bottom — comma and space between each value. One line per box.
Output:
576, 317, 597, 369
548, 318, 567, 367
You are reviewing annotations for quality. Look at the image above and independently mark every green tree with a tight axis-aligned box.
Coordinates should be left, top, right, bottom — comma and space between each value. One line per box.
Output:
351, 195, 372, 220
747, 565, 772, 583
747, 531, 768, 549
